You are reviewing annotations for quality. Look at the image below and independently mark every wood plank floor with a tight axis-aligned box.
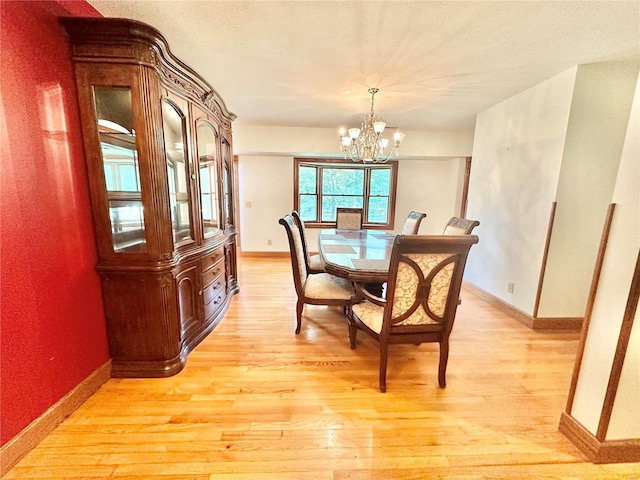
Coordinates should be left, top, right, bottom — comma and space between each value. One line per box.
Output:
5, 256, 639, 479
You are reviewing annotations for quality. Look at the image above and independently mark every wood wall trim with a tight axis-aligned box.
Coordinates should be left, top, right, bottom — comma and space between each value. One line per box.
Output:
559, 412, 640, 463
531, 317, 584, 330
463, 281, 583, 331
233, 155, 241, 252
533, 201, 557, 318
459, 156, 471, 219
566, 203, 617, 413
0, 361, 111, 476
596, 248, 640, 441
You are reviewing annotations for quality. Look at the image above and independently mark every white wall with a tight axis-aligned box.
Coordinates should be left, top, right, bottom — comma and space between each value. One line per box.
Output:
464, 67, 577, 315
393, 158, 466, 235
537, 62, 639, 317
571, 73, 640, 439
238, 156, 293, 252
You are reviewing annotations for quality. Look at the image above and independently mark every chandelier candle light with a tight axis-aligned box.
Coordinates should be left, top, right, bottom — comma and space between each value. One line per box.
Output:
339, 88, 405, 163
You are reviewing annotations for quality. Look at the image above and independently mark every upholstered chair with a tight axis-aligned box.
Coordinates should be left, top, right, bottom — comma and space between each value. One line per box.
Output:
443, 217, 480, 235
279, 215, 355, 333
291, 210, 324, 274
335, 207, 363, 230
401, 211, 427, 235
347, 234, 478, 392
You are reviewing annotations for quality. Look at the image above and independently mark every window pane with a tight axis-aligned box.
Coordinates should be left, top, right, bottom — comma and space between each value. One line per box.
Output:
103, 165, 114, 191
322, 196, 363, 221
370, 168, 391, 195
119, 164, 138, 191
368, 196, 389, 224
299, 194, 317, 221
299, 166, 316, 194
322, 168, 364, 195
295, 159, 396, 228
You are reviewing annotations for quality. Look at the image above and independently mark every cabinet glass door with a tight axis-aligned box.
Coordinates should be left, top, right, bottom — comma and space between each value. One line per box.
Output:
222, 139, 233, 227
94, 86, 146, 253
196, 121, 219, 237
162, 100, 193, 245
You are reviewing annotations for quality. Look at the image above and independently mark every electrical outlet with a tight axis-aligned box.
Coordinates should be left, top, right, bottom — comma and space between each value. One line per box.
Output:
267, 239, 272, 246
507, 282, 515, 294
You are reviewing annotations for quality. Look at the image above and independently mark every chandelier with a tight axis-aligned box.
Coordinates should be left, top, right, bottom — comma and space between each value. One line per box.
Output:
338, 88, 405, 163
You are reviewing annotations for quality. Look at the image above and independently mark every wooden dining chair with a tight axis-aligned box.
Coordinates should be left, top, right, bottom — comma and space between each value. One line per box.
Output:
279, 215, 355, 334
335, 207, 363, 230
347, 234, 478, 392
443, 217, 480, 235
401, 211, 427, 235
291, 210, 324, 274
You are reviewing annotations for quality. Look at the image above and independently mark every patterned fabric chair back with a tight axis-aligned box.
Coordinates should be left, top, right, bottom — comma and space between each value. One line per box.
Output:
401, 211, 427, 235
390, 253, 454, 326
443, 217, 480, 235
383, 235, 478, 336
336, 207, 363, 230
291, 210, 311, 268
279, 215, 308, 292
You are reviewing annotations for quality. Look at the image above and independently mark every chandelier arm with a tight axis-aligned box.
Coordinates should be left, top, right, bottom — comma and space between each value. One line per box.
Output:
338, 87, 402, 164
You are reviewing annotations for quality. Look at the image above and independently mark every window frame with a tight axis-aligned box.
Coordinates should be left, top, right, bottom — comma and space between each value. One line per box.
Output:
294, 157, 398, 229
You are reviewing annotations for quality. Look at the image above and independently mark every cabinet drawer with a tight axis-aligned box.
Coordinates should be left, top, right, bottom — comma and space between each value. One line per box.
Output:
202, 261, 225, 287
201, 247, 225, 271
203, 277, 226, 319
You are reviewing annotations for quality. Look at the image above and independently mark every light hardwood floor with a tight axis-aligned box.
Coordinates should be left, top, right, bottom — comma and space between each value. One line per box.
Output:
5, 256, 639, 479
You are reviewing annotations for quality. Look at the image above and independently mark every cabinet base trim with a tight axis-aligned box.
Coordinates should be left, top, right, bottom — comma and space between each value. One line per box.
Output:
1, 361, 111, 476
110, 355, 185, 378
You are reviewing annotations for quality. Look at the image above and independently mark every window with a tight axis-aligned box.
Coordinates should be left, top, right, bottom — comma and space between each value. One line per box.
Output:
294, 158, 397, 229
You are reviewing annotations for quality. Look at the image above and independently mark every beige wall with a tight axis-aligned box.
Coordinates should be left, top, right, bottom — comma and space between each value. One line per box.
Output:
538, 62, 639, 317
463, 67, 577, 314
464, 62, 638, 319
571, 73, 640, 439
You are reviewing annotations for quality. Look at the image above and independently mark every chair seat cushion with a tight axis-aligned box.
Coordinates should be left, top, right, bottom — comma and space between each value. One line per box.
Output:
309, 254, 324, 271
352, 300, 384, 333
304, 273, 353, 300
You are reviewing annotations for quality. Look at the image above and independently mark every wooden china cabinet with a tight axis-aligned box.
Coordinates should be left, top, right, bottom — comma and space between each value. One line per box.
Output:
62, 17, 239, 377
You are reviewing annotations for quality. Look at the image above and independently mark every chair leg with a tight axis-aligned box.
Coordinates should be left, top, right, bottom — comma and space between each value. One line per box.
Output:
348, 320, 357, 349
379, 342, 388, 393
438, 340, 449, 388
295, 300, 304, 334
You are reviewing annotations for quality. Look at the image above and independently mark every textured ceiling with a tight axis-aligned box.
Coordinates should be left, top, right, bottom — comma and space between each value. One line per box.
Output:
87, 1, 639, 132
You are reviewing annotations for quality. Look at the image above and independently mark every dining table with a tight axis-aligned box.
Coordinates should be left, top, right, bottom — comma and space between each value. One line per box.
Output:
317, 228, 396, 284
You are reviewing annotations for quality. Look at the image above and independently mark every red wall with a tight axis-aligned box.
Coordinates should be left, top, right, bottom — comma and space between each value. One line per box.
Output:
0, 0, 107, 445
